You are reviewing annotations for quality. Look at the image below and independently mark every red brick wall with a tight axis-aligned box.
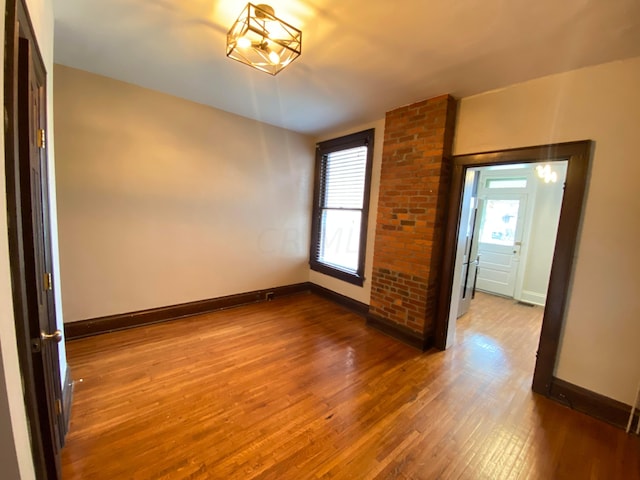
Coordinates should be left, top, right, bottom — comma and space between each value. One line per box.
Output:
369, 95, 457, 339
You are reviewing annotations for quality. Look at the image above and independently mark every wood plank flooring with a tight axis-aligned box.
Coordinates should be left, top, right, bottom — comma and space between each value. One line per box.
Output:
62, 292, 640, 479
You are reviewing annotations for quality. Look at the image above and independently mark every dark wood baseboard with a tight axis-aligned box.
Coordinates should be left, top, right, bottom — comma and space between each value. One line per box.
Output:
64, 283, 310, 340
308, 283, 369, 317
366, 312, 432, 351
61, 366, 73, 444
548, 377, 638, 431
65, 281, 433, 353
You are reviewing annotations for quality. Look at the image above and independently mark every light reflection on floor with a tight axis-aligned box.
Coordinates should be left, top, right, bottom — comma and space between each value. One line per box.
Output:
470, 333, 504, 355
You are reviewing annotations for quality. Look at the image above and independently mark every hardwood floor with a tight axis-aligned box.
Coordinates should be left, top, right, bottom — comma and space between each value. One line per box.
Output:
62, 292, 640, 479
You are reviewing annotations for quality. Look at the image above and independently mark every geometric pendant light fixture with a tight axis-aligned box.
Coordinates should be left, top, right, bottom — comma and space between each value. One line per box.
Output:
226, 3, 302, 75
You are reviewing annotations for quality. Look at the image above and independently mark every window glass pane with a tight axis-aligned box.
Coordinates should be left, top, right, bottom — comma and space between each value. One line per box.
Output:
324, 146, 367, 209
479, 199, 520, 246
319, 209, 362, 272
486, 178, 527, 189
311, 128, 373, 285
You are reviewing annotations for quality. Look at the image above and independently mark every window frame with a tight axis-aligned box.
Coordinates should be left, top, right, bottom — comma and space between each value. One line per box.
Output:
309, 128, 375, 286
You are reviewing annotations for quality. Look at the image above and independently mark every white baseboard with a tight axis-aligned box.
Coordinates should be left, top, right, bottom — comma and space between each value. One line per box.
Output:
518, 290, 546, 306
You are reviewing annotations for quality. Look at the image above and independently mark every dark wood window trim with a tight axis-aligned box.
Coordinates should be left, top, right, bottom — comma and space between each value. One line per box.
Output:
434, 140, 592, 398
310, 129, 375, 286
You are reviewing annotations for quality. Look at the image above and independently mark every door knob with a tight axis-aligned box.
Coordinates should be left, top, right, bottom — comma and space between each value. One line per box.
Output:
40, 329, 62, 343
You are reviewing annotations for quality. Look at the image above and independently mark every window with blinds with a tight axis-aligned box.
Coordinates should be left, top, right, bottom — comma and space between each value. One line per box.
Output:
310, 129, 374, 286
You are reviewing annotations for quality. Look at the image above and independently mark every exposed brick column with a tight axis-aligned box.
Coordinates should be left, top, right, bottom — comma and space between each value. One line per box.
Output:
368, 95, 457, 347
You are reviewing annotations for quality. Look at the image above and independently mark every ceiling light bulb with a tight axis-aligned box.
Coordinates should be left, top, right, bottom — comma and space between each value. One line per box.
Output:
237, 37, 251, 49
268, 50, 280, 65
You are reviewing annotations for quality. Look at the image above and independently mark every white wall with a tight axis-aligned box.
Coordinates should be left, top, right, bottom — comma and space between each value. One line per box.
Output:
520, 162, 567, 306
0, 343, 22, 480
54, 65, 315, 322
308, 119, 385, 305
454, 56, 640, 405
0, 0, 57, 477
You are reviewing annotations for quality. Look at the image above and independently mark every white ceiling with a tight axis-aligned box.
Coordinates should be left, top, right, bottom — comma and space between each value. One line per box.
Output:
53, 0, 640, 137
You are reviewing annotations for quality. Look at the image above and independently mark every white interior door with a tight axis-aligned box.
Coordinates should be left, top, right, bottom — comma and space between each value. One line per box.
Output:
476, 193, 528, 297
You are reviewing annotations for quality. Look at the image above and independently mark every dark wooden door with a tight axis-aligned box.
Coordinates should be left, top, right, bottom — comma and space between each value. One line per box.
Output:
17, 34, 64, 477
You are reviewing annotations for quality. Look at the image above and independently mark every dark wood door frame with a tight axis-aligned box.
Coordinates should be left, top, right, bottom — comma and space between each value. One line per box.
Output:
434, 140, 592, 396
4, 0, 61, 478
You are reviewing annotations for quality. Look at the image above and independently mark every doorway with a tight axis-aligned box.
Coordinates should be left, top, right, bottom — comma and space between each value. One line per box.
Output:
471, 162, 567, 304
446, 161, 568, 365
434, 141, 592, 396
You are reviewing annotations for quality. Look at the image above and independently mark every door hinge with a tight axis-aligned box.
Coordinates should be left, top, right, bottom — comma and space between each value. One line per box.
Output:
56, 399, 62, 416
44, 272, 52, 291
37, 129, 46, 149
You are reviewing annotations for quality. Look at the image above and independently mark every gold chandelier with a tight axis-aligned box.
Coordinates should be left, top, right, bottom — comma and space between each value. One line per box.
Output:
226, 3, 302, 75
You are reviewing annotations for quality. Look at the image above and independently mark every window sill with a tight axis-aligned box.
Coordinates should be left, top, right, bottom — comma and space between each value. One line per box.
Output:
310, 262, 364, 287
